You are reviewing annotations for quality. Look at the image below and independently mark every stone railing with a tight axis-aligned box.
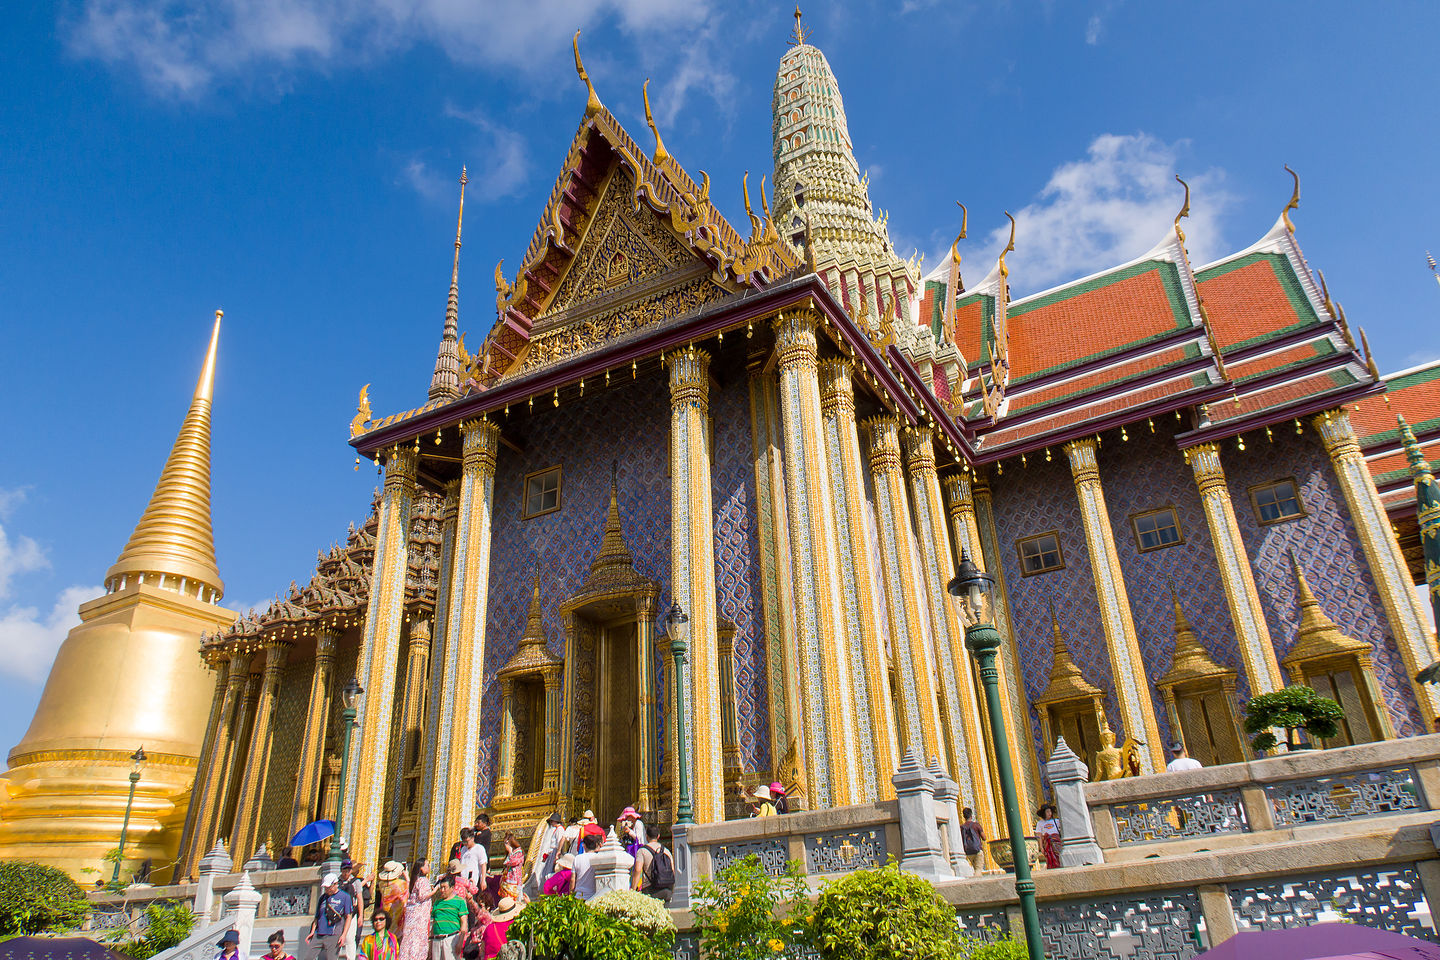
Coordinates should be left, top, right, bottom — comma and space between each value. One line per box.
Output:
681, 799, 901, 881
1080, 736, 1440, 861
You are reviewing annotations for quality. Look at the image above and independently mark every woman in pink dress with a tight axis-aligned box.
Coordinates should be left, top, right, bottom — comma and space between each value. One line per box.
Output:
498, 833, 525, 902
397, 858, 435, 960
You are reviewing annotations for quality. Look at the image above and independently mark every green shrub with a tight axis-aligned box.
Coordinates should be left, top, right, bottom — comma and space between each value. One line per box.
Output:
691, 855, 812, 960
0, 860, 90, 936
960, 933, 1029, 959
588, 889, 676, 938
506, 894, 670, 960
810, 859, 960, 960
1243, 685, 1344, 752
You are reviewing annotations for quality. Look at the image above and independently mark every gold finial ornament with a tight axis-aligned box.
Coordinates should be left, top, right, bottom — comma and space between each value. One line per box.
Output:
1173, 174, 1191, 244
790, 5, 810, 46
1281, 164, 1301, 234
573, 30, 602, 117
350, 383, 372, 438
741, 171, 761, 238
642, 78, 669, 164
998, 211, 1017, 280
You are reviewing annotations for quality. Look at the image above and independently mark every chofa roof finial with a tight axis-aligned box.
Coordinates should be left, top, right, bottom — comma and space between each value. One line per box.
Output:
573, 30, 602, 118
1281, 164, 1301, 234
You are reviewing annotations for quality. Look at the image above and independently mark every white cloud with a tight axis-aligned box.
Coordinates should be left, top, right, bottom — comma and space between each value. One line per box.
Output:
64, 0, 713, 99
962, 133, 1232, 296
0, 523, 48, 601
442, 106, 531, 202
1084, 15, 1103, 44
0, 586, 102, 684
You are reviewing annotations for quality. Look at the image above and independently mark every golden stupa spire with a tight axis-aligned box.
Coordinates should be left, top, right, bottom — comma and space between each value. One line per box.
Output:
1158, 582, 1232, 687
429, 166, 467, 401
790, 5, 810, 46
590, 461, 636, 579
523, 573, 544, 641
105, 311, 224, 600
1038, 601, 1104, 701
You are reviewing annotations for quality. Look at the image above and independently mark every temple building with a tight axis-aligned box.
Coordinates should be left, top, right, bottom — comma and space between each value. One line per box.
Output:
7, 15, 1438, 883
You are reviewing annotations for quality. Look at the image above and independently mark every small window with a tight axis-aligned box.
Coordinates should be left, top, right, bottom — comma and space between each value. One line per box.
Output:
1132, 507, 1183, 552
522, 466, 562, 519
1250, 479, 1304, 525
1017, 532, 1064, 576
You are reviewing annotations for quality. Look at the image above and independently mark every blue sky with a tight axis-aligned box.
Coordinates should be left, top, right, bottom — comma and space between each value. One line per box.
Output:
2, 0, 1438, 754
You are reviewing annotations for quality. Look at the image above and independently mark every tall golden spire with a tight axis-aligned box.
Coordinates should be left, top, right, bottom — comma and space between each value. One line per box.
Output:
105, 311, 224, 599
790, 5, 810, 46
590, 462, 636, 580
430, 166, 467, 401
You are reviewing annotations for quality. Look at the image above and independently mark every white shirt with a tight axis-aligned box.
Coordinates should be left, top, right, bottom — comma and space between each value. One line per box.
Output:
572, 850, 597, 900
1166, 756, 1203, 772
459, 842, 486, 884
537, 825, 563, 879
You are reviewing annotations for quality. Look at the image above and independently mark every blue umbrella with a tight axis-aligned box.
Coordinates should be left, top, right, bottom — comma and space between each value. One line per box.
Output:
289, 819, 336, 847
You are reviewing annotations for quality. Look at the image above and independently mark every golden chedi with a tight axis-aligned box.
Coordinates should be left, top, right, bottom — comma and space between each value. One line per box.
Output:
0, 313, 236, 880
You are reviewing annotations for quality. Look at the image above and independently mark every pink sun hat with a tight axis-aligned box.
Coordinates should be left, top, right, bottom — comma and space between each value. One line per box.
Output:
769, 782, 785, 796
620, 806, 639, 820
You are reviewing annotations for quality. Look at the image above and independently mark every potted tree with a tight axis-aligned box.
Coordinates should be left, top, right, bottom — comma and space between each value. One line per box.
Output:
1243, 685, 1344, 753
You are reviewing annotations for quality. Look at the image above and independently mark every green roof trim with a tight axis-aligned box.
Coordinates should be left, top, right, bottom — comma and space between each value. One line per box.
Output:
1008, 343, 1204, 414
1385, 362, 1440, 391
1195, 251, 1324, 352
1009, 259, 1194, 383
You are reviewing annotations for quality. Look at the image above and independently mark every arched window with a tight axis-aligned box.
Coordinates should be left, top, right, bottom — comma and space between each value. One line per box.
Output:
793, 180, 806, 208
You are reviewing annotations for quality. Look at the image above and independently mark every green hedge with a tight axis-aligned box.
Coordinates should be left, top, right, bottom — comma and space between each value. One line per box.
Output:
0, 860, 90, 936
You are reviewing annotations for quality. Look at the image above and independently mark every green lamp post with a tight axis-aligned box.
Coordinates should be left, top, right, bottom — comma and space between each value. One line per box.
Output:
948, 550, 1046, 960
112, 746, 146, 885
328, 677, 364, 869
665, 602, 693, 825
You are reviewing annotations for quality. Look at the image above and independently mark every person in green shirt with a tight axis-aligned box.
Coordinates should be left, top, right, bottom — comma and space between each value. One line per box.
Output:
427, 877, 469, 960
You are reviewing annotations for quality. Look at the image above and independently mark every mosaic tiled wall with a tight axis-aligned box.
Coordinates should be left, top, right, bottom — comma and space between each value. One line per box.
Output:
477, 363, 770, 807
1224, 429, 1421, 736
256, 660, 312, 854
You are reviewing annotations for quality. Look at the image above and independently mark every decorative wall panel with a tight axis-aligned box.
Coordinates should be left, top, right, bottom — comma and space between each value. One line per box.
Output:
1039, 890, 1204, 960
1228, 864, 1435, 938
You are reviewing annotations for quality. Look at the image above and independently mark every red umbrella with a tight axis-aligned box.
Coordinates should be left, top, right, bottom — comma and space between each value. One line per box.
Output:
1198, 926, 1440, 960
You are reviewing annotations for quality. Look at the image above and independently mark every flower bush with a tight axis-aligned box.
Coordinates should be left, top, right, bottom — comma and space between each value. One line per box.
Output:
691, 855, 812, 960
588, 889, 676, 937
1243, 685, 1344, 752
0, 860, 90, 937
506, 894, 671, 960
810, 859, 961, 960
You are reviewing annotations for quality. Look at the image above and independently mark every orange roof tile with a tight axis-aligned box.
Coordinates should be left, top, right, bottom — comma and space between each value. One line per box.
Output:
1196, 253, 1320, 351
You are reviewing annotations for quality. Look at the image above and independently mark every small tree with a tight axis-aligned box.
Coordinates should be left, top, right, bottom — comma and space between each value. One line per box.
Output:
113, 901, 196, 959
1243, 685, 1344, 752
691, 855, 812, 960
810, 859, 961, 960
0, 860, 90, 936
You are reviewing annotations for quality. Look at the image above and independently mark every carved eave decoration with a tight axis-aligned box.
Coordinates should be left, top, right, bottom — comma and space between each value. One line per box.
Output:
1156, 590, 1236, 689
1034, 606, 1106, 707
499, 576, 564, 679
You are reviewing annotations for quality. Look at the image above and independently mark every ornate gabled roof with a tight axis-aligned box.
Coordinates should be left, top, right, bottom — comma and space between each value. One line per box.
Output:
1157, 586, 1235, 689
1282, 551, 1373, 668
1354, 360, 1440, 516
1035, 604, 1106, 706
498, 574, 562, 678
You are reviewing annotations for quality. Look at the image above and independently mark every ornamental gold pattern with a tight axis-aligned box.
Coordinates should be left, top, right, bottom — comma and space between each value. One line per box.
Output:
669, 346, 725, 822
1063, 438, 1165, 774
417, 483, 460, 863
774, 313, 859, 808
1311, 409, 1440, 718
173, 656, 232, 877
287, 629, 337, 842
865, 415, 945, 768
229, 640, 291, 859
1183, 442, 1283, 695
189, 652, 253, 868
819, 359, 897, 801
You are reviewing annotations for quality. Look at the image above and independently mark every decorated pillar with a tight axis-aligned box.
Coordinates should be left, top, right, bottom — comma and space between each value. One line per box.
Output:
218, 669, 263, 842
176, 654, 231, 878
426, 422, 500, 863
1184, 442, 1284, 695
191, 651, 251, 863
669, 346, 724, 823
542, 665, 563, 794
495, 678, 517, 799
656, 631, 677, 818
773, 311, 858, 808
229, 639, 289, 859
635, 595, 659, 814
395, 616, 432, 835
746, 358, 802, 782
819, 359, 897, 801
1064, 438, 1164, 773
343, 445, 418, 865
717, 624, 744, 796
969, 475, 1044, 798
865, 416, 944, 768
905, 428, 992, 826
415, 482, 459, 861
942, 472, 1034, 819
1315, 409, 1440, 715
288, 628, 338, 840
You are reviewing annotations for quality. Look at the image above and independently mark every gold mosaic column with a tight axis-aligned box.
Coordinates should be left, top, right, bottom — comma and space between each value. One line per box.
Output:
426, 422, 500, 862
905, 428, 993, 824
192, 651, 252, 859
747, 360, 802, 780
669, 346, 724, 823
969, 474, 1045, 806
636, 596, 659, 814
819, 359, 897, 800
542, 665, 562, 794
773, 312, 858, 808
218, 669, 262, 844
396, 617, 431, 829
1184, 442, 1284, 695
288, 628, 337, 840
416, 482, 458, 861
1313, 409, 1440, 716
344, 445, 418, 865
175, 654, 231, 877
942, 472, 1034, 819
229, 639, 289, 859
495, 678, 517, 799
865, 416, 945, 768
656, 631, 677, 818
1064, 438, 1164, 772
717, 625, 744, 797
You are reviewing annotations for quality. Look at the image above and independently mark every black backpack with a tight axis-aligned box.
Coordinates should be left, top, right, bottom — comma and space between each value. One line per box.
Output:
960, 824, 984, 856
645, 846, 675, 889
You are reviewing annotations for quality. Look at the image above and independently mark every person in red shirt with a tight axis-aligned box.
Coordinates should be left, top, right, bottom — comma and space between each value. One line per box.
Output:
481, 898, 524, 959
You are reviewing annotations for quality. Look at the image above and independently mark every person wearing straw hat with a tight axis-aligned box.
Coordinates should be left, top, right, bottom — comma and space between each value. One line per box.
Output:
481, 898, 525, 959
543, 853, 575, 896
747, 783, 776, 818
377, 861, 408, 933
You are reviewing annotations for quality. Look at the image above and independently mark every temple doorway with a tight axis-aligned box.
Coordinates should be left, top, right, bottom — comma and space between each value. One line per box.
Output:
591, 618, 642, 822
